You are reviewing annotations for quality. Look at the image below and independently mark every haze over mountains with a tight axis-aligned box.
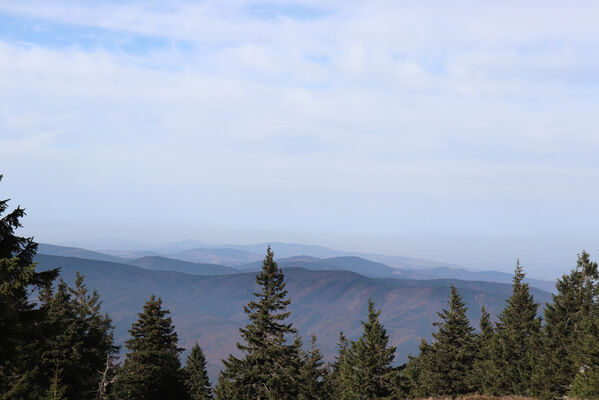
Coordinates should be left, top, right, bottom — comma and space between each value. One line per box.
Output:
39, 242, 556, 292
35, 242, 556, 379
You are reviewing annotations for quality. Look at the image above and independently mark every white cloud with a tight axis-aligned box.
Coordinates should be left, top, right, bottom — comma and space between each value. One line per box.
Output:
1, 0, 598, 275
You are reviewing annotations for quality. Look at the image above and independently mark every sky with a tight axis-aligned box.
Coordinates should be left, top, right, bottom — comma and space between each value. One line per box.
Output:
1, 0, 598, 279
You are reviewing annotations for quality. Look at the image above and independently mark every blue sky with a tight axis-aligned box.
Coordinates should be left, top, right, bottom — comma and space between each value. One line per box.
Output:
1, 0, 598, 279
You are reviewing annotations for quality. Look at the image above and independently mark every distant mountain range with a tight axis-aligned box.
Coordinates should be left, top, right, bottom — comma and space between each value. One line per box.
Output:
41, 243, 555, 292
34, 252, 554, 380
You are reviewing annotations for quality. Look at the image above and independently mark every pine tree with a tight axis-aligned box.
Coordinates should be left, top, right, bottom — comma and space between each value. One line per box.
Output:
298, 335, 327, 400
326, 332, 349, 398
412, 286, 476, 397
39, 274, 117, 400
215, 247, 299, 400
337, 299, 396, 400
482, 261, 541, 396
568, 312, 599, 399
532, 251, 599, 398
0, 174, 59, 399
402, 338, 433, 398
469, 305, 494, 394
185, 343, 213, 400
114, 295, 188, 400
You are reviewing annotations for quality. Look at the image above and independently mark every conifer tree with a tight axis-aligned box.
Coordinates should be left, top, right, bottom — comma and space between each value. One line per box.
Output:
39, 273, 116, 400
0, 174, 59, 398
410, 286, 476, 397
532, 251, 599, 398
215, 247, 300, 400
569, 314, 599, 399
469, 306, 494, 394
337, 299, 396, 400
402, 339, 433, 398
298, 335, 327, 400
185, 343, 213, 400
114, 295, 188, 400
326, 332, 349, 398
482, 261, 541, 396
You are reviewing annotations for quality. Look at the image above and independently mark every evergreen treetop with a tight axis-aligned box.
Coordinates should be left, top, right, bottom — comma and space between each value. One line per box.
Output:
216, 246, 300, 400
533, 251, 599, 398
114, 295, 187, 400
185, 342, 213, 400
337, 299, 396, 400
0, 174, 59, 399
484, 261, 541, 396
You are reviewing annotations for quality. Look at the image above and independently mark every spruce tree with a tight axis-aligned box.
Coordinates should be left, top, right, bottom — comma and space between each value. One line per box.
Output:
532, 251, 599, 398
402, 339, 433, 398
114, 295, 188, 400
326, 332, 349, 398
298, 335, 327, 400
185, 343, 213, 400
39, 274, 117, 400
569, 314, 599, 399
482, 261, 541, 396
215, 247, 299, 400
469, 306, 494, 394
337, 299, 396, 400
411, 286, 476, 397
0, 174, 59, 399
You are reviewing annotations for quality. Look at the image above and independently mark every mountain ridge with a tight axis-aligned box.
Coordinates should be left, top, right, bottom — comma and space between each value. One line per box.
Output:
33, 253, 553, 380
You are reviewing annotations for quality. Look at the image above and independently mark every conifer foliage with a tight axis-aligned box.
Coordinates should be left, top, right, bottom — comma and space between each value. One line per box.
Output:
215, 246, 300, 400
336, 299, 396, 400
0, 174, 59, 399
406, 286, 476, 397
481, 261, 541, 396
185, 343, 213, 400
534, 251, 599, 398
114, 295, 188, 400
39, 273, 116, 400
298, 335, 328, 400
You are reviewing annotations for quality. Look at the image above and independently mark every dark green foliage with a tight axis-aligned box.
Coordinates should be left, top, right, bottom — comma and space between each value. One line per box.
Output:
298, 335, 328, 400
185, 343, 213, 400
42, 364, 67, 400
479, 306, 493, 338
215, 247, 300, 400
0, 175, 59, 399
480, 261, 541, 396
469, 306, 494, 394
532, 251, 599, 399
569, 315, 599, 399
114, 295, 188, 400
39, 273, 116, 400
326, 332, 349, 398
406, 286, 476, 397
336, 299, 396, 400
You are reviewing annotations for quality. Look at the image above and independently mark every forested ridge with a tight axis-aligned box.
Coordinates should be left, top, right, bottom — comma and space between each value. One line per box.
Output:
2, 175, 599, 400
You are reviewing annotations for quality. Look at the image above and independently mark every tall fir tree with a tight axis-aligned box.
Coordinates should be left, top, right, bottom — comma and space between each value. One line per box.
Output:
568, 314, 599, 399
532, 251, 599, 398
482, 261, 541, 396
0, 174, 59, 399
408, 286, 476, 397
469, 305, 494, 394
326, 332, 349, 399
185, 343, 213, 400
298, 335, 327, 400
336, 299, 396, 400
114, 295, 188, 400
215, 247, 300, 400
39, 273, 117, 400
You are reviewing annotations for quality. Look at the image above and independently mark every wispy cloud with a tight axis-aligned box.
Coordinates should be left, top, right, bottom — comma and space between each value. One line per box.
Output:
0, 0, 598, 276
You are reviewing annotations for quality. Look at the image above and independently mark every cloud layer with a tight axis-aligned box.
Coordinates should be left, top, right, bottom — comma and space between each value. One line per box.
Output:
1, 0, 598, 277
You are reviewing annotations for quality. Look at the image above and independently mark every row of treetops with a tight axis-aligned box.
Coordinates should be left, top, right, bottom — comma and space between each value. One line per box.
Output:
1, 174, 599, 399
